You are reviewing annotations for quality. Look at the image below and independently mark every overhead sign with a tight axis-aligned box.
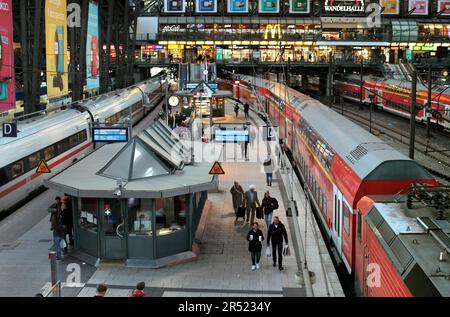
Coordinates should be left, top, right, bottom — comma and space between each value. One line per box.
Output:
186, 83, 218, 89
36, 160, 51, 174
259, 0, 279, 13
264, 24, 282, 40
324, 0, 365, 12
196, 0, 217, 12
262, 126, 277, 141
209, 161, 225, 175
290, 0, 310, 13
408, 0, 429, 15
215, 129, 249, 142
86, 3, 99, 91
438, 0, 450, 15
164, 0, 186, 13
0, 0, 15, 111
2, 122, 17, 137
92, 127, 129, 142
380, 0, 400, 14
228, 0, 249, 13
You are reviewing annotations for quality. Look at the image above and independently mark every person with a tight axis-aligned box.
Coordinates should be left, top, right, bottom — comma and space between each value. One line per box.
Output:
276, 139, 284, 166
168, 112, 174, 129
244, 103, 250, 118
267, 216, 288, 271
34, 293, 44, 297
94, 283, 107, 297
61, 196, 74, 247
263, 154, 274, 186
261, 192, 278, 229
129, 282, 146, 297
230, 181, 245, 218
50, 200, 66, 260
174, 111, 180, 127
246, 222, 264, 271
244, 185, 260, 224
234, 103, 239, 117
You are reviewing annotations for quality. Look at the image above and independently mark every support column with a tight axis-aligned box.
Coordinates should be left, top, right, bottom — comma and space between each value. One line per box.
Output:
409, 68, 418, 159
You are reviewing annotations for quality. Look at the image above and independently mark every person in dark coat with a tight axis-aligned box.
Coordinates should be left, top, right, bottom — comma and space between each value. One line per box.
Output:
267, 216, 288, 271
244, 185, 260, 224
168, 112, 174, 129
174, 111, 180, 126
247, 222, 264, 271
50, 204, 66, 260
261, 191, 278, 229
234, 103, 239, 117
244, 103, 250, 118
230, 181, 245, 218
61, 196, 74, 246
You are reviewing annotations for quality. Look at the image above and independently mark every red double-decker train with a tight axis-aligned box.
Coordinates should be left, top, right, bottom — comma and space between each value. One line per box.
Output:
234, 76, 449, 297
334, 75, 450, 131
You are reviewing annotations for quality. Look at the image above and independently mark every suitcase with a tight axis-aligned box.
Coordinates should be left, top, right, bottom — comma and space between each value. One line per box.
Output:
236, 206, 246, 219
256, 206, 264, 219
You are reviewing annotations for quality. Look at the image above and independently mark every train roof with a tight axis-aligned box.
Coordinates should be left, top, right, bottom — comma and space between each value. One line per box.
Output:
363, 195, 450, 297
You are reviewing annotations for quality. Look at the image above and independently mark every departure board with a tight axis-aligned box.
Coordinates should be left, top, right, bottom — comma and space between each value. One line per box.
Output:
92, 127, 129, 142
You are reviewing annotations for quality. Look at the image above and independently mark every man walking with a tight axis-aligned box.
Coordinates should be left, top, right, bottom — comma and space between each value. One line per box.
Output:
267, 216, 288, 271
263, 154, 275, 186
244, 103, 250, 118
234, 103, 239, 117
50, 202, 66, 260
244, 185, 260, 224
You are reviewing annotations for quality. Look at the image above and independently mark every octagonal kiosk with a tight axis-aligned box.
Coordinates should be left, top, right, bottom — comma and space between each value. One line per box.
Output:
45, 120, 221, 267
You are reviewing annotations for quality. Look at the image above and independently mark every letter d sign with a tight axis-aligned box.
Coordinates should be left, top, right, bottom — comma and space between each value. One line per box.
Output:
2, 123, 17, 137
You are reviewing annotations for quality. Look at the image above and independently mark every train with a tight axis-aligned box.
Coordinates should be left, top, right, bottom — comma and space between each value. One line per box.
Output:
234, 76, 450, 297
0, 74, 166, 217
335, 75, 450, 131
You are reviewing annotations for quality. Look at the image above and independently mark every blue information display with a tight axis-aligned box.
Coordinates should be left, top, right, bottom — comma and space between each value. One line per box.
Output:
215, 129, 249, 142
93, 127, 129, 142
186, 83, 218, 89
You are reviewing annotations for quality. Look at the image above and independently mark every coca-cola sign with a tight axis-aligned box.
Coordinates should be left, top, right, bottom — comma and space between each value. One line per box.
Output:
162, 25, 181, 32
324, 0, 365, 12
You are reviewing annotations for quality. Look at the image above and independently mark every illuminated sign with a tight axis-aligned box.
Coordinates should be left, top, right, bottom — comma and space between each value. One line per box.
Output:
162, 25, 181, 32
259, 0, 279, 13
196, 0, 217, 12
324, 0, 365, 12
92, 128, 129, 142
164, 0, 185, 13
228, 0, 249, 12
186, 83, 218, 89
215, 129, 249, 142
413, 46, 435, 51
264, 24, 282, 40
290, 0, 310, 13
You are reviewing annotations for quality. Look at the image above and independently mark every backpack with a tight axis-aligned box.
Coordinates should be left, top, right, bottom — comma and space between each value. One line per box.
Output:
271, 198, 279, 210
263, 159, 272, 166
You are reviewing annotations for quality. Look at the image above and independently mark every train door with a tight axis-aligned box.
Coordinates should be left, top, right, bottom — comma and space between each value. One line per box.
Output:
332, 185, 343, 255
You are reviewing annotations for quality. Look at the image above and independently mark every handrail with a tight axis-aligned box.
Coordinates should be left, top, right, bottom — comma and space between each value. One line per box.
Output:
43, 280, 62, 297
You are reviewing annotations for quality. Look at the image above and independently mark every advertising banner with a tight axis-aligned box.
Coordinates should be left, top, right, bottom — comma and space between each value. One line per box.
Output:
86, 3, 99, 91
380, 0, 400, 14
165, 0, 185, 13
45, 0, 69, 99
196, 0, 217, 12
0, 0, 15, 111
228, 0, 249, 12
259, 0, 279, 13
290, 0, 310, 13
324, 0, 365, 12
438, 0, 450, 15
408, 0, 429, 15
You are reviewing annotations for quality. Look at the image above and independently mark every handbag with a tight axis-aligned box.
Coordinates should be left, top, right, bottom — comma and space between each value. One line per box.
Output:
256, 206, 264, 219
282, 244, 290, 256
60, 239, 67, 249
265, 245, 272, 258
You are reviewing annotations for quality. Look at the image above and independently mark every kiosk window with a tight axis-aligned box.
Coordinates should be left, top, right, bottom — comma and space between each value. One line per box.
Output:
128, 198, 153, 236
155, 195, 186, 236
80, 198, 98, 232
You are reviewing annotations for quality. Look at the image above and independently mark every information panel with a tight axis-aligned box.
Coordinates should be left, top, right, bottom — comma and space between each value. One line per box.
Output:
228, 0, 249, 13
290, 0, 310, 13
215, 129, 249, 142
93, 128, 129, 142
165, 0, 186, 13
259, 0, 279, 13
196, 0, 217, 12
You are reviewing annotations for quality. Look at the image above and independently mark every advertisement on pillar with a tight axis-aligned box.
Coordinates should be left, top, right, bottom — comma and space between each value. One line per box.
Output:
408, 0, 429, 15
438, 1, 450, 15
164, 0, 186, 13
86, 3, 99, 91
196, 0, 217, 13
0, 0, 15, 112
289, 0, 310, 13
259, 0, 280, 13
380, 0, 400, 14
45, 0, 69, 99
228, 0, 249, 13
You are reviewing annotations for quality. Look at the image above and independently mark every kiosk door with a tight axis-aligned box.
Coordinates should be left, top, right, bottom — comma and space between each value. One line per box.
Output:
101, 198, 126, 259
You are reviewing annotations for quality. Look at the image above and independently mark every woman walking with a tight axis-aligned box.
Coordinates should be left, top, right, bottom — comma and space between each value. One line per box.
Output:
230, 181, 245, 217
246, 222, 264, 271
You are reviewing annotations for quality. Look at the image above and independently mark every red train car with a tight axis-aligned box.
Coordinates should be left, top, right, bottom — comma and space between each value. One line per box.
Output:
335, 75, 450, 130
235, 75, 442, 296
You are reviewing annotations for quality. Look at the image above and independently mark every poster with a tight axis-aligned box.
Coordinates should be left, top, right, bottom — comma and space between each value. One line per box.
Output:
290, 0, 310, 13
228, 0, 249, 12
165, 0, 185, 13
0, 0, 15, 111
259, 0, 279, 13
196, 0, 217, 12
380, 0, 400, 14
408, 0, 429, 15
45, 0, 69, 99
438, 0, 450, 15
86, 3, 99, 91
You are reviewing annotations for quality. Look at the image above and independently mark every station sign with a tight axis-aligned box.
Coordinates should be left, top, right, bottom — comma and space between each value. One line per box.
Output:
262, 126, 277, 141
215, 129, 249, 142
2, 122, 17, 137
324, 0, 365, 13
186, 83, 218, 89
92, 127, 129, 142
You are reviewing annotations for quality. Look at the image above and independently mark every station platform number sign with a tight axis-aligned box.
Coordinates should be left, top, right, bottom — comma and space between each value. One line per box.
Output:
2, 123, 17, 137
262, 126, 277, 141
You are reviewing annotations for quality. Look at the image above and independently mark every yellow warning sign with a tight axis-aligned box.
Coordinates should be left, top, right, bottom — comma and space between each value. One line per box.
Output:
36, 160, 51, 174
209, 161, 225, 175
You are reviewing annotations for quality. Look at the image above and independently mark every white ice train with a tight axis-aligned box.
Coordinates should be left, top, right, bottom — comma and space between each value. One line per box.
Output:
0, 75, 166, 216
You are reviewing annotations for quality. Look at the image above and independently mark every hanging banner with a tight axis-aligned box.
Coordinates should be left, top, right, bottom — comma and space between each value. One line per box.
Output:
324, 0, 365, 12
290, 0, 310, 13
0, 0, 15, 111
165, 0, 186, 13
196, 0, 217, 12
380, 0, 400, 14
259, 0, 279, 13
45, 0, 69, 99
228, 0, 249, 12
438, 0, 450, 15
86, 3, 99, 91
408, 0, 429, 15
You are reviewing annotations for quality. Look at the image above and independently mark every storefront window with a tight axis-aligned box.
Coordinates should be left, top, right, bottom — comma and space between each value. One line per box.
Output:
155, 195, 186, 236
103, 198, 122, 236
80, 198, 98, 232
128, 198, 153, 236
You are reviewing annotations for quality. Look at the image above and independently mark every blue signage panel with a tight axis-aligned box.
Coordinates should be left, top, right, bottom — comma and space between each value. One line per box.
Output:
196, 0, 217, 12
215, 129, 249, 142
93, 127, 129, 142
228, 0, 249, 12
186, 83, 218, 89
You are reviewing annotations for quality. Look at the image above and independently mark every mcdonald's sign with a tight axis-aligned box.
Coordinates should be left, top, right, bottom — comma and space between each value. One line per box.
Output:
263, 24, 282, 40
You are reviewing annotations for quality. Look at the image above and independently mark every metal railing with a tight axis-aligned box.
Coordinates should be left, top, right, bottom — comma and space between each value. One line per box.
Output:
43, 280, 62, 297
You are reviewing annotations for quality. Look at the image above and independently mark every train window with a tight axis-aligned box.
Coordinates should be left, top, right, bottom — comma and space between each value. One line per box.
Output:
0, 168, 8, 186
44, 145, 56, 161
27, 152, 42, 170
343, 203, 351, 234
68, 134, 79, 148
357, 211, 362, 241
79, 130, 87, 143
9, 160, 24, 179
57, 137, 71, 154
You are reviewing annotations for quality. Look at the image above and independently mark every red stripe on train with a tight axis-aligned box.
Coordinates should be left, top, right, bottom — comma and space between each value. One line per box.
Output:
0, 141, 93, 199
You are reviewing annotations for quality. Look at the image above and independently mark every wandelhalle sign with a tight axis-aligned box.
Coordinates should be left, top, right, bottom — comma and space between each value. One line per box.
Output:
324, 0, 365, 12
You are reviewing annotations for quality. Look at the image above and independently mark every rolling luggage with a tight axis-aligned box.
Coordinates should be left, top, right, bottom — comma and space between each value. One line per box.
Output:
256, 206, 264, 219
236, 205, 246, 219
